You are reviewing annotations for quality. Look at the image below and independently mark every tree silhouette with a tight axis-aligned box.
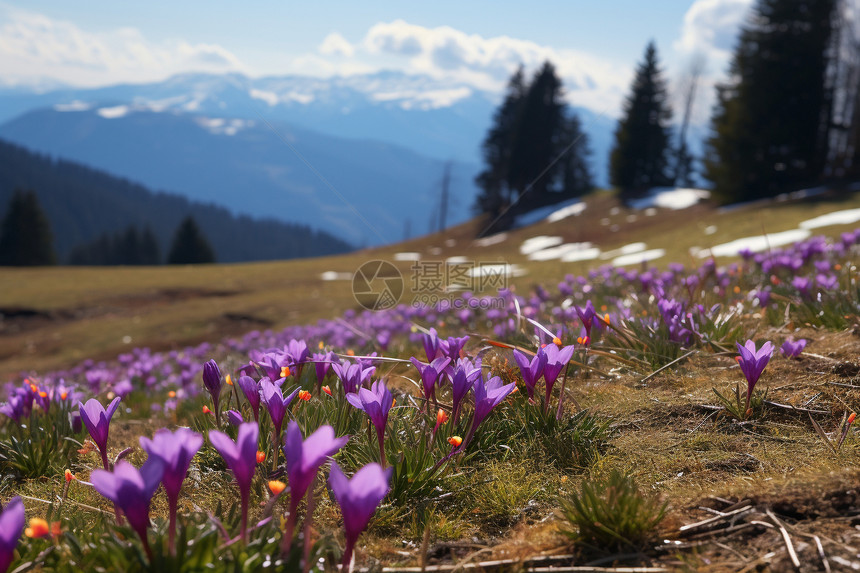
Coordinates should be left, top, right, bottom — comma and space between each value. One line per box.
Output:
704, 0, 838, 203
474, 62, 592, 232
609, 41, 674, 201
0, 189, 56, 266
167, 216, 216, 264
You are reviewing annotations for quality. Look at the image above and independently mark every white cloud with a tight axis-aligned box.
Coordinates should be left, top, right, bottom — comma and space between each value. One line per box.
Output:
671, 0, 753, 124
319, 32, 355, 58
322, 19, 631, 115
675, 0, 752, 63
0, 6, 244, 87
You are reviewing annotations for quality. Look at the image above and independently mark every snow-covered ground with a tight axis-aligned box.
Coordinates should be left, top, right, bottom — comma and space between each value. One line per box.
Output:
612, 249, 666, 266
701, 229, 811, 258
519, 236, 563, 256
799, 208, 860, 230
628, 188, 711, 210
393, 252, 420, 261
320, 271, 352, 281
527, 242, 595, 262
514, 199, 585, 227
473, 233, 508, 247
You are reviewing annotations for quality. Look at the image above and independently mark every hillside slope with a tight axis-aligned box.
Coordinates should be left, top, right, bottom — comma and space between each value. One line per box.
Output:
0, 139, 353, 262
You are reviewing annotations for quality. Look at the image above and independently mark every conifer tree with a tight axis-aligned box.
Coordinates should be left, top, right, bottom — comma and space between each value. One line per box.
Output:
0, 189, 56, 266
609, 41, 674, 201
704, 0, 837, 203
474, 62, 592, 231
167, 216, 216, 264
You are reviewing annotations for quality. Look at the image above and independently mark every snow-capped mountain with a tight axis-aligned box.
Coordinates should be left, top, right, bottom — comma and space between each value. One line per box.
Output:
0, 71, 616, 180
0, 71, 626, 245
0, 105, 480, 246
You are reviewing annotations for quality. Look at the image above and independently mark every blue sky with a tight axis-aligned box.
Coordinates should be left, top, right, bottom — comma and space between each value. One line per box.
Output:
0, 0, 753, 118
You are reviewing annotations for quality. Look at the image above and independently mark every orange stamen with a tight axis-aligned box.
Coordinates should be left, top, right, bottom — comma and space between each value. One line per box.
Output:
448, 436, 462, 447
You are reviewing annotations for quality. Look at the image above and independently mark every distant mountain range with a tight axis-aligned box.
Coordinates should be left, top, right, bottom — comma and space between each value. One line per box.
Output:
0, 139, 352, 262
0, 71, 683, 245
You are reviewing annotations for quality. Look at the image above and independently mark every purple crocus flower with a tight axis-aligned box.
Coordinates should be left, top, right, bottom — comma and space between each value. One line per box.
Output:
331, 361, 376, 394
780, 338, 807, 359
260, 379, 300, 468
139, 428, 203, 555
79, 396, 122, 469
0, 497, 25, 573
448, 358, 482, 425
737, 340, 774, 414
312, 351, 335, 390
209, 422, 259, 541
236, 375, 261, 421
227, 409, 245, 426
576, 300, 597, 338
202, 359, 223, 426
346, 380, 393, 466
282, 421, 349, 552
541, 344, 575, 410
463, 375, 517, 448
91, 457, 165, 560
421, 328, 442, 362
512, 349, 547, 401
410, 356, 451, 408
284, 339, 310, 379
441, 335, 469, 361
329, 462, 392, 570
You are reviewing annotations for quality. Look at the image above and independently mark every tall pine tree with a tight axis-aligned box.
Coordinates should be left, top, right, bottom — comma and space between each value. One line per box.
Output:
609, 41, 674, 201
167, 216, 216, 264
0, 189, 56, 266
704, 0, 837, 203
474, 62, 592, 232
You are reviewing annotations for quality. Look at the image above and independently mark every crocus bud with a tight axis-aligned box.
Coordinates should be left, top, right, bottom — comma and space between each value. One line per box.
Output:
25, 518, 50, 538
268, 480, 286, 495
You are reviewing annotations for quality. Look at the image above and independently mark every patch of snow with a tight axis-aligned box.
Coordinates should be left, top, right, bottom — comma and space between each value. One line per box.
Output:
610, 207, 621, 216
601, 242, 647, 260
468, 263, 527, 279
444, 239, 457, 247
195, 117, 253, 136
446, 256, 469, 264
701, 229, 812, 258
250, 89, 279, 106
320, 271, 351, 281
645, 208, 657, 216
527, 242, 592, 262
54, 100, 91, 112
546, 201, 586, 223
372, 87, 472, 109
612, 249, 666, 266
798, 208, 860, 230
628, 187, 711, 210
428, 247, 442, 255
96, 105, 129, 119
286, 91, 314, 104
474, 233, 507, 247
704, 225, 718, 235
561, 247, 602, 262
519, 236, 563, 256
514, 199, 582, 227
626, 214, 637, 223
393, 252, 420, 261
528, 242, 597, 262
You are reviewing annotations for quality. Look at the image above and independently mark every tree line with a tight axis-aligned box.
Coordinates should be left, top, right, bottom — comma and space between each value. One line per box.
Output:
0, 189, 217, 266
0, 139, 353, 266
475, 0, 859, 227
